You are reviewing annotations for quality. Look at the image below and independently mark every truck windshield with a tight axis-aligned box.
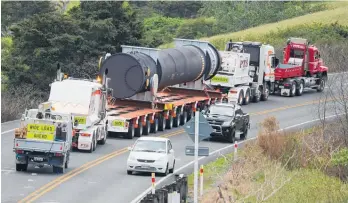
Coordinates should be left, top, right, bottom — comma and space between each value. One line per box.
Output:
132, 140, 166, 153
290, 49, 304, 58
208, 106, 234, 117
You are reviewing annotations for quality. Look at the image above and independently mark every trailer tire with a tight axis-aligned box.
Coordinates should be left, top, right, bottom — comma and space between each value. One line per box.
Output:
92, 134, 97, 151
151, 118, 159, 133
16, 163, 28, 172
243, 89, 250, 105
180, 111, 188, 125
240, 125, 248, 140
290, 82, 296, 97
98, 127, 107, 145
158, 114, 166, 131
296, 80, 304, 96
126, 123, 135, 139
261, 84, 269, 101
173, 111, 181, 127
237, 90, 244, 105
143, 118, 151, 135
135, 119, 143, 137
166, 115, 174, 129
88, 140, 94, 153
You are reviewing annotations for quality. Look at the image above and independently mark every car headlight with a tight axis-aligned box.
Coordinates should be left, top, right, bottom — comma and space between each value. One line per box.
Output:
222, 121, 231, 126
156, 156, 167, 162
128, 155, 136, 161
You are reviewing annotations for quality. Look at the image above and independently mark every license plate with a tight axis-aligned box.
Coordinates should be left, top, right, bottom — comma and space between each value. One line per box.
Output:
212, 129, 217, 132
34, 157, 43, 162
279, 86, 284, 88
141, 165, 150, 169
112, 120, 124, 127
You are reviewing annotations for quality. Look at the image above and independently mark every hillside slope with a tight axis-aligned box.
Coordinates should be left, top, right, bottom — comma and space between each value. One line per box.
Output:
159, 2, 348, 49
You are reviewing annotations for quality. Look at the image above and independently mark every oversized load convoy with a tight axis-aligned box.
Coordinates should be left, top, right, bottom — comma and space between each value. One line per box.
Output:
13, 38, 329, 173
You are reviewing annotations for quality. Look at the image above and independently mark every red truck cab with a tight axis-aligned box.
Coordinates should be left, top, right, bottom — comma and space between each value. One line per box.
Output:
273, 38, 328, 97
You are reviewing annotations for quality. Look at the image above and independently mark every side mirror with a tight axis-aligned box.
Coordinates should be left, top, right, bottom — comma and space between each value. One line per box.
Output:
127, 146, 132, 151
74, 119, 78, 127
169, 149, 174, 154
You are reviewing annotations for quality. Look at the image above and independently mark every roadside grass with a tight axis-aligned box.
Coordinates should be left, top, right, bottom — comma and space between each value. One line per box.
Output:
188, 117, 348, 202
159, 2, 348, 49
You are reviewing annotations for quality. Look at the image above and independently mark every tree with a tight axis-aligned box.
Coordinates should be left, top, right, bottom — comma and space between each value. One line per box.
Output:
1, 1, 56, 32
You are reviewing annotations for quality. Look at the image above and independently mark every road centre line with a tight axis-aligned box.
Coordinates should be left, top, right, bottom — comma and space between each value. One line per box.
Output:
131, 113, 343, 203
16, 98, 340, 202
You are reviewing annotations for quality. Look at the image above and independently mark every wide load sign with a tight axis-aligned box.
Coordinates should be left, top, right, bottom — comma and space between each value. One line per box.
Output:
26, 123, 56, 141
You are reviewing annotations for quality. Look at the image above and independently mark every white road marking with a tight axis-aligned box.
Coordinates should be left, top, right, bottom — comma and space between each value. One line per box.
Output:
130, 113, 343, 203
1, 129, 15, 135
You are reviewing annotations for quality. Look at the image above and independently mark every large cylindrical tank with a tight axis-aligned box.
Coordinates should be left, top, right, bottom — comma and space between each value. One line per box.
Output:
100, 43, 220, 99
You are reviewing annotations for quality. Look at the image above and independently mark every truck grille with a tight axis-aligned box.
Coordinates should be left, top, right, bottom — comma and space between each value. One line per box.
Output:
137, 159, 155, 163
207, 120, 224, 125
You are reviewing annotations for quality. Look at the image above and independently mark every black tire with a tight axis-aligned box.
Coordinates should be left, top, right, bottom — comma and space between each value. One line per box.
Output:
98, 127, 107, 145
88, 139, 94, 153
169, 160, 175, 173
135, 120, 143, 137
150, 118, 159, 133
143, 119, 151, 135
316, 77, 325, 92
16, 163, 27, 172
243, 89, 250, 105
226, 128, 236, 143
92, 135, 96, 151
161, 163, 169, 176
125, 123, 135, 139
296, 80, 304, 96
237, 90, 244, 105
289, 82, 296, 97
158, 114, 166, 131
65, 152, 70, 169
240, 126, 248, 140
53, 165, 64, 174
166, 115, 173, 129
252, 87, 261, 103
261, 84, 269, 101
173, 111, 181, 127
180, 111, 188, 125
127, 170, 132, 175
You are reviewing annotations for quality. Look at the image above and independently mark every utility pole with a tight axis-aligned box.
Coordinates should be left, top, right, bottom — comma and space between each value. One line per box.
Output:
193, 110, 199, 203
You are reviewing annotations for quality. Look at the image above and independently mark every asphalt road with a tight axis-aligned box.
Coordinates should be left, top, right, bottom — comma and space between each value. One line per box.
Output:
1, 72, 347, 203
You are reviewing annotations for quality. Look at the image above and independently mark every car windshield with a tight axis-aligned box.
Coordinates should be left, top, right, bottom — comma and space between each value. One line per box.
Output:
132, 140, 166, 153
208, 105, 234, 117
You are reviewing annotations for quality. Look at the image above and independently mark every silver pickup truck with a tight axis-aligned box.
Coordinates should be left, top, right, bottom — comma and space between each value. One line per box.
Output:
13, 111, 73, 173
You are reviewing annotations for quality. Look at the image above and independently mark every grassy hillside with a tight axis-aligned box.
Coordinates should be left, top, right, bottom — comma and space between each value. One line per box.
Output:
159, 2, 348, 49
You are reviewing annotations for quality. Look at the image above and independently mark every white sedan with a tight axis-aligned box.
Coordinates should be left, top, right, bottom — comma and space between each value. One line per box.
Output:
126, 137, 175, 176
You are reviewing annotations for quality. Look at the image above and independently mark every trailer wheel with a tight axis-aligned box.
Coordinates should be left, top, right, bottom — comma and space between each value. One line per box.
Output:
92, 133, 97, 151
237, 90, 244, 105
290, 82, 296, 97
98, 127, 107, 145
243, 89, 250, 105
240, 126, 248, 140
16, 163, 28, 172
143, 118, 151, 135
151, 118, 159, 133
125, 123, 135, 139
166, 115, 174, 129
173, 110, 181, 127
158, 114, 166, 131
88, 139, 94, 153
296, 80, 304, 96
135, 119, 143, 137
180, 111, 188, 125
65, 152, 69, 169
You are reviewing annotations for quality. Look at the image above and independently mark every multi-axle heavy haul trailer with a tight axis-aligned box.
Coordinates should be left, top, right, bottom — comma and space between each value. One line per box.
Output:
99, 39, 225, 139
